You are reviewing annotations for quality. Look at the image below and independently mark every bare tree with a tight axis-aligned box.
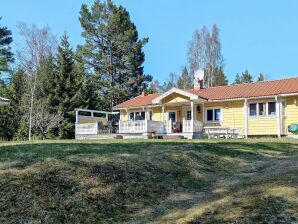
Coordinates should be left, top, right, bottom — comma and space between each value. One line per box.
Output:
16, 23, 56, 141
187, 24, 223, 88
32, 101, 63, 140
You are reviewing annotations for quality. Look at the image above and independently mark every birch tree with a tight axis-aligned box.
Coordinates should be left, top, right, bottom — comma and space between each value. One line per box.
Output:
16, 23, 56, 141
187, 24, 224, 88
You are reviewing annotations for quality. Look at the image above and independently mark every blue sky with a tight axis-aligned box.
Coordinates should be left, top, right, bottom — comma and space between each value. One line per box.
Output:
1, 0, 298, 83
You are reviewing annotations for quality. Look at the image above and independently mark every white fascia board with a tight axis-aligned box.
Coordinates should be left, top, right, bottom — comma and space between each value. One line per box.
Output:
152, 87, 199, 104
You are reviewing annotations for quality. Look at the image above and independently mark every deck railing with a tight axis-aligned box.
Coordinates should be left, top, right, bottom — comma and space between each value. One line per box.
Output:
119, 120, 146, 133
119, 120, 204, 134
75, 123, 98, 135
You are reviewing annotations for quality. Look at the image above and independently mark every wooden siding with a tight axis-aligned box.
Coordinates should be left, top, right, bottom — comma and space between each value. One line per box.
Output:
78, 117, 108, 125
204, 101, 245, 135
248, 117, 278, 135
284, 96, 298, 137
118, 95, 298, 137
161, 93, 189, 104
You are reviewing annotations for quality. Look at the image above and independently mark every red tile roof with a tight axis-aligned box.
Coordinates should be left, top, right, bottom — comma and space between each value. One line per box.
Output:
113, 93, 161, 109
190, 76, 298, 100
113, 77, 298, 108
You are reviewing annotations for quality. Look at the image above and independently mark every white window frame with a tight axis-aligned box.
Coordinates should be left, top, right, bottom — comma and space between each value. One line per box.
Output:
248, 100, 284, 118
128, 110, 146, 121
186, 110, 192, 120
204, 107, 222, 123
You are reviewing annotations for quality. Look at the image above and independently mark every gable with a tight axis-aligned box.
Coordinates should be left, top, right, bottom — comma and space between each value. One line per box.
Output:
161, 92, 190, 104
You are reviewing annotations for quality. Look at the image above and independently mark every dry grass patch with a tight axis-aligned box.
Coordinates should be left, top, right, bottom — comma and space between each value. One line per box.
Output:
0, 138, 297, 223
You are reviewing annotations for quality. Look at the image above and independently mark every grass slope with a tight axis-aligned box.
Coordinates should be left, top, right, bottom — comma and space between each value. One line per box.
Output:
0, 139, 297, 223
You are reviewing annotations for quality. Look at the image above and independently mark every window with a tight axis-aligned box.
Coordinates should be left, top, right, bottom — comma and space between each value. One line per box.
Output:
129, 112, 134, 121
206, 108, 221, 122
249, 104, 257, 116
258, 103, 266, 116
129, 111, 146, 121
93, 112, 106, 118
207, 109, 213, 122
268, 102, 276, 115
249, 101, 277, 117
186, 111, 191, 120
214, 109, 221, 121
78, 111, 92, 116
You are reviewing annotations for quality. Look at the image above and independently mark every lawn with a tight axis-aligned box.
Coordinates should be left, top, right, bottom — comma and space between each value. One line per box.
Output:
0, 139, 297, 223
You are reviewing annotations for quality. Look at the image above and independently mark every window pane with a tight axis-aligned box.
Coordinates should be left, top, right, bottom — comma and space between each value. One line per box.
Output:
207, 109, 213, 121
214, 109, 221, 121
140, 112, 145, 120
268, 102, 276, 115
249, 104, 257, 116
187, 111, 191, 120
258, 103, 266, 116
78, 111, 92, 116
93, 112, 106, 118
149, 111, 152, 120
129, 112, 134, 121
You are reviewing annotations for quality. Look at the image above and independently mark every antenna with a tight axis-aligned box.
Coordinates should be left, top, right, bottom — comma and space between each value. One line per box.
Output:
194, 70, 204, 89
195, 70, 204, 81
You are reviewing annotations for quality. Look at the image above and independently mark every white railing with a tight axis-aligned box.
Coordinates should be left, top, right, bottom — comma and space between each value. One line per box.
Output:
183, 120, 204, 133
119, 120, 168, 134
147, 120, 166, 133
119, 120, 146, 133
194, 120, 204, 132
75, 123, 98, 135
183, 120, 193, 133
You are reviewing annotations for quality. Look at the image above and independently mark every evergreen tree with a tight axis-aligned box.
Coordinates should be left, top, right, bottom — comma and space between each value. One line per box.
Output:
257, 73, 265, 81
78, 0, 152, 110
0, 17, 14, 74
177, 66, 192, 90
213, 67, 228, 86
233, 70, 253, 84
241, 70, 253, 83
234, 74, 242, 84
47, 33, 84, 139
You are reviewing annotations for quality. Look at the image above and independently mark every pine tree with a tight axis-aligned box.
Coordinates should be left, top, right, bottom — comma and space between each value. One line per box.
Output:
213, 67, 228, 86
241, 70, 253, 83
233, 70, 253, 84
0, 17, 14, 74
234, 74, 242, 84
49, 33, 84, 139
78, 0, 152, 110
257, 73, 265, 81
177, 66, 192, 90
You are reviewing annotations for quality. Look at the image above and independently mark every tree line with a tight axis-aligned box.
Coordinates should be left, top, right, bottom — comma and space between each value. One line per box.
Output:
0, 0, 152, 140
0, 0, 269, 140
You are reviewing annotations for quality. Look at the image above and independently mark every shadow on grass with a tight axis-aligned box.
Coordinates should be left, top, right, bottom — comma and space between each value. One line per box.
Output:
0, 139, 297, 223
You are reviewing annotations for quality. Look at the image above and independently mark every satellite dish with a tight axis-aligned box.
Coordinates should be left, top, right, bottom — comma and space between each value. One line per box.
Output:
195, 69, 204, 81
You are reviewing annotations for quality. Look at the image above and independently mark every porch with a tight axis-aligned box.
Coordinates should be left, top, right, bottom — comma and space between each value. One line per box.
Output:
118, 119, 204, 139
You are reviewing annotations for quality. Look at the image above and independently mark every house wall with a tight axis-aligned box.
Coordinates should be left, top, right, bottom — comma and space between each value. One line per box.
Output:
204, 100, 245, 135
246, 98, 278, 136
118, 95, 298, 137
161, 93, 189, 104
284, 96, 298, 137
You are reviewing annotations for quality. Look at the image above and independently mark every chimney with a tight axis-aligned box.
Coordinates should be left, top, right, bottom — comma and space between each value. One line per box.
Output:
141, 90, 147, 97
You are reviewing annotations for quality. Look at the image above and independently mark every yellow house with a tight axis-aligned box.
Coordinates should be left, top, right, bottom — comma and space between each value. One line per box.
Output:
113, 77, 298, 139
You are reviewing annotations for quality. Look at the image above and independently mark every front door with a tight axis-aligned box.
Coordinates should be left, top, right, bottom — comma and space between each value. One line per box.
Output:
168, 111, 176, 122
